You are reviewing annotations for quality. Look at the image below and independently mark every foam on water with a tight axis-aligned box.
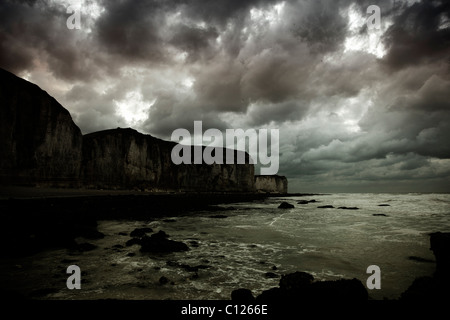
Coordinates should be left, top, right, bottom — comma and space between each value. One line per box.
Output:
5, 193, 449, 300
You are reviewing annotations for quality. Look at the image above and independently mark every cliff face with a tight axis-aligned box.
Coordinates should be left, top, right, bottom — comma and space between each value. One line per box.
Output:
254, 175, 288, 194
0, 68, 82, 186
81, 128, 255, 192
0, 68, 275, 193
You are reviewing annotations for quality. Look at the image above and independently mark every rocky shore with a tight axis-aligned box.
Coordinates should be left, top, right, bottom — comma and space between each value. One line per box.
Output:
0, 192, 267, 257
231, 231, 450, 307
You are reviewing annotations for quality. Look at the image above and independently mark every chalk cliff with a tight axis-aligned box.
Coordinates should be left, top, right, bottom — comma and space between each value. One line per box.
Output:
254, 175, 288, 194
0, 68, 82, 186
81, 128, 255, 192
0, 68, 287, 193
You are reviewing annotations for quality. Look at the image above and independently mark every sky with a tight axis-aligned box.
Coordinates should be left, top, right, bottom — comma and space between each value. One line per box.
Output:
1, 0, 449, 193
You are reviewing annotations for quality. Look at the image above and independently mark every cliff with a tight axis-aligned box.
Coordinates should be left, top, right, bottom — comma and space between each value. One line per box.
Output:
0, 68, 82, 186
81, 128, 255, 192
0, 67, 283, 193
254, 175, 288, 194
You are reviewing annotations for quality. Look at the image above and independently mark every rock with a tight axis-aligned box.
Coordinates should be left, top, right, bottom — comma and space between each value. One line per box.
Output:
126, 238, 142, 247
159, 276, 169, 285
310, 278, 368, 301
430, 232, 450, 280
278, 202, 294, 209
130, 227, 153, 238
279, 271, 314, 290
337, 206, 359, 210
231, 289, 255, 302
401, 232, 450, 301
189, 240, 199, 247
272, 266, 278, 270
408, 256, 434, 263
297, 199, 317, 204
265, 272, 279, 278
317, 205, 334, 209
151, 230, 169, 239
254, 271, 368, 304
139, 234, 189, 254
373, 213, 388, 217
378, 204, 390, 206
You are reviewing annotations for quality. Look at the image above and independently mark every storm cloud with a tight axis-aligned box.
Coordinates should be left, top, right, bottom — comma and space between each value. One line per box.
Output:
1, 0, 449, 192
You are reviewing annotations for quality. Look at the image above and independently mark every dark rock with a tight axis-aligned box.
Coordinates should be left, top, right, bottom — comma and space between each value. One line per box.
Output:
297, 199, 317, 204
279, 271, 314, 290
159, 276, 169, 285
167, 260, 180, 267
151, 230, 169, 239
140, 234, 189, 254
430, 232, 450, 280
317, 205, 334, 209
189, 240, 199, 247
189, 273, 199, 280
278, 202, 294, 209
408, 256, 434, 263
256, 287, 283, 302
255, 271, 368, 304
118, 232, 128, 236
130, 227, 153, 238
127, 252, 136, 257
272, 265, 278, 270
231, 288, 255, 302
265, 272, 279, 278
126, 238, 141, 247
337, 206, 359, 210
373, 213, 388, 217
310, 278, 368, 301
401, 232, 450, 301
112, 244, 124, 249
163, 219, 177, 222
378, 204, 390, 206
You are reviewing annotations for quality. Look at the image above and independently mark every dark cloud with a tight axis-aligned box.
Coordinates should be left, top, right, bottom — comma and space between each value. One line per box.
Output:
1, 0, 449, 192
382, 0, 450, 70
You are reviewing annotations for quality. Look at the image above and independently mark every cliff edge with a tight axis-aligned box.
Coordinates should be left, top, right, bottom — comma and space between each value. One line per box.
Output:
0, 68, 264, 193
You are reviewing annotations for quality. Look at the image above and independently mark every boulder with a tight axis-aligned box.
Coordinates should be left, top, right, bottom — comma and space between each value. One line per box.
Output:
278, 202, 294, 209
130, 227, 153, 238
231, 288, 255, 302
139, 234, 188, 253
255, 271, 368, 303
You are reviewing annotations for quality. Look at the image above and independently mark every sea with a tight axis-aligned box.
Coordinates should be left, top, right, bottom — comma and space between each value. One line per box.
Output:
4, 193, 450, 301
